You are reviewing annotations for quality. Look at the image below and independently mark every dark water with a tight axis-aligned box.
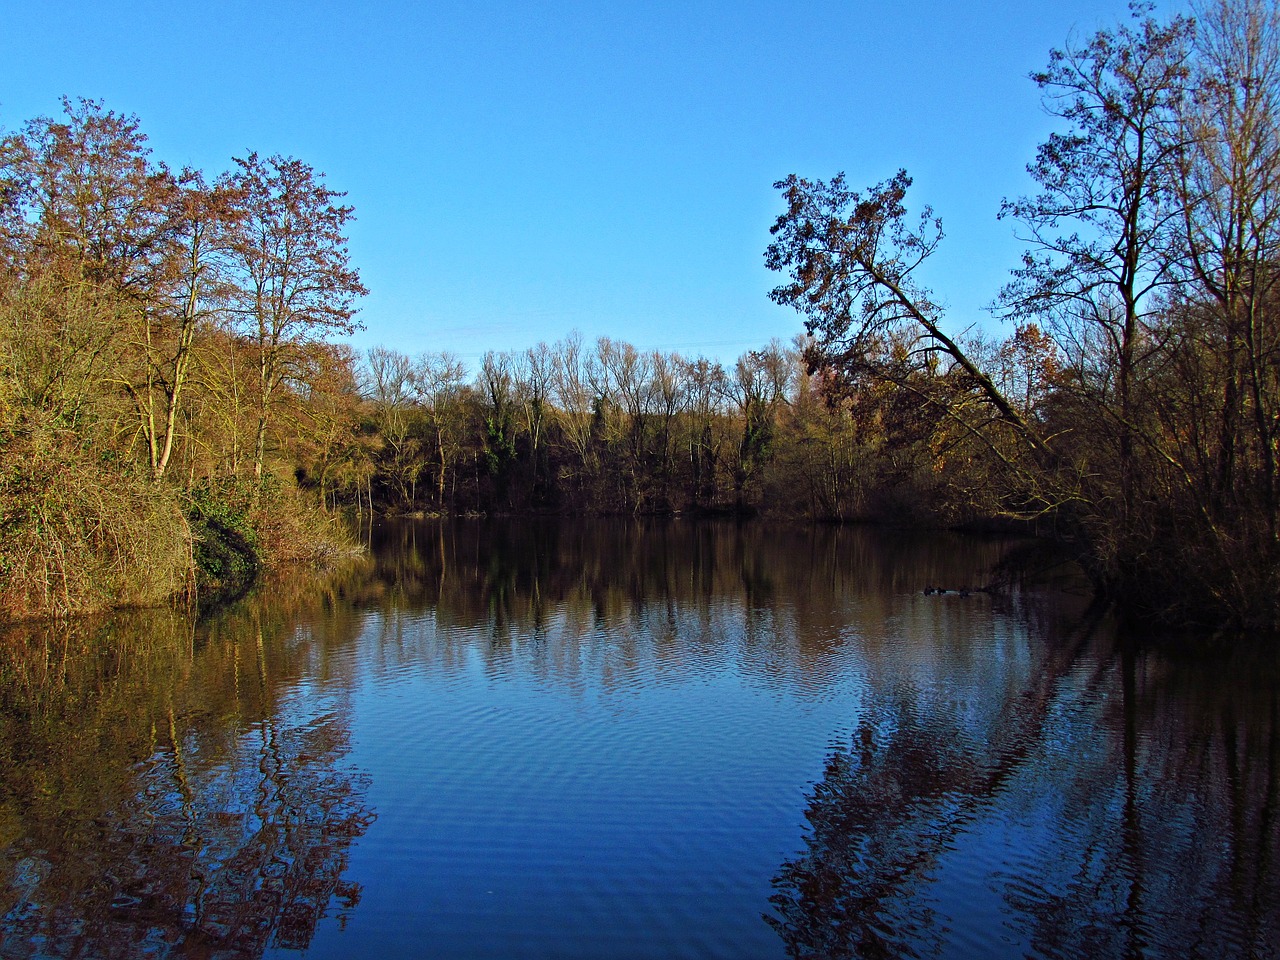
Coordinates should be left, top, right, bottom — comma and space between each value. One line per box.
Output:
1, 520, 1277, 959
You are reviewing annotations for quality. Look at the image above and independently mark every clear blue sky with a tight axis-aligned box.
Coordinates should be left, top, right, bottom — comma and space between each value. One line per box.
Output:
2, 0, 1159, 368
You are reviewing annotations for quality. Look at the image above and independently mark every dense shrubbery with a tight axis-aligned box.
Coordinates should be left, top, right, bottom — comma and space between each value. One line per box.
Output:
186, 478, 259, 605
0, 413, 191, 619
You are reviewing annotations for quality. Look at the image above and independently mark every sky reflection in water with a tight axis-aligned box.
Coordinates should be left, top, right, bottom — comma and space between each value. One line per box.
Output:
0, 519, 1277, 959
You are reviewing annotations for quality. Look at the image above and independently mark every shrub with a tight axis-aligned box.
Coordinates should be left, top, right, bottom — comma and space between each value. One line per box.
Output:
186, 477, 261, 606
0, 415, 193, 621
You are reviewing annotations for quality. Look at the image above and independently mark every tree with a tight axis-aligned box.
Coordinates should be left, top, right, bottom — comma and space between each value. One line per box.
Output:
293, 343, 366, 510
230, 153, 366, 481
773, 364, 869, 521
363, 346, 421, 507
478, 350, 518, 503
1177, 0, 1280, 524
140, 170, 243, 479
514, 342, 554, 500
681, 355, 728, 510
549, 332, 601, 493
765, 171, 1052, 480
648, 350, 687, 508
413, 351, 468, 509
0, 97, 176, 294
727, 340, 795, 510
999, 10, 1194, 516
0, 98, 189, 458
765, 6, 1280, 624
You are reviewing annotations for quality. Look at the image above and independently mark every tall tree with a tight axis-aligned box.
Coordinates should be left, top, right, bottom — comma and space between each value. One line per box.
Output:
728, 340, 795, 510
293, 342, 365, 510
999, 11, 1194, 516
0, 98, 185, 451
413, 351, 468, 509
514, 342, 554, 501
648, 350, 688, 508
1178, 0, 1280, 523
549, 332, 599, 491
142, 171, 243, 479
681, 355, 728, 510
363, 346, 420, 506
230, 153, 366, 481
478, 350, 517, 501
765, 171, 1051, 475
0, 97, 175, 293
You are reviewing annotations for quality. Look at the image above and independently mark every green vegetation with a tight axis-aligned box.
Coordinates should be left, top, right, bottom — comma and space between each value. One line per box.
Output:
2, 0, 1278, 630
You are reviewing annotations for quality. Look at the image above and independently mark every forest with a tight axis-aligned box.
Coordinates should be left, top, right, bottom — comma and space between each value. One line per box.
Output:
1, 0, 1278, 629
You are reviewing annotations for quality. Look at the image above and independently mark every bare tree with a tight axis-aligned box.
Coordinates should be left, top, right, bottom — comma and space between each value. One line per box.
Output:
726, 340, 796, 510
682, 355, 728, 509
143, 171, 243, 479
412, 350, 468, 509
363, 346, 419, 506
766, 171, 1051, 473
514, 342, 554, 495
999, 11, 1194, 514
549, 331, 598, 483
230, 153, 366, 481
478, 350, 517, 498
1179, 0, 1280, 523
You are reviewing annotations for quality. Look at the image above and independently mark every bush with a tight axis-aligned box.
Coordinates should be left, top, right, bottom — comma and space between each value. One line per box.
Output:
0, 415, 193, 621
186, 473, 360, 610
186, 477, 261, 606
246, 473, 361, 569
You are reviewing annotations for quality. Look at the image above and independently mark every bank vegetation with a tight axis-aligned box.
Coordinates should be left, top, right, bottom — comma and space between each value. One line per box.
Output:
0, 100, 364, 619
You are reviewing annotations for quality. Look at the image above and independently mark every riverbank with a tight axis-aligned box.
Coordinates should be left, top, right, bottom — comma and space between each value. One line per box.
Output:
0, 428, 358, 624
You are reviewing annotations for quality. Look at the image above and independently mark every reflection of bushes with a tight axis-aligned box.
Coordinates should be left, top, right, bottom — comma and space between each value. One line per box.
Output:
2, 715, 374, 959
0, 571, 373, 958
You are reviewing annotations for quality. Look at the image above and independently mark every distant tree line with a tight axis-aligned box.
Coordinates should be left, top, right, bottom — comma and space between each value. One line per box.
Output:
346, 334, 882, 522
340, 328, 1067, 531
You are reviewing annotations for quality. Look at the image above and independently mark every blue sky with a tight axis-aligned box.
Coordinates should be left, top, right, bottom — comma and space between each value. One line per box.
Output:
3, 0, 1155, 368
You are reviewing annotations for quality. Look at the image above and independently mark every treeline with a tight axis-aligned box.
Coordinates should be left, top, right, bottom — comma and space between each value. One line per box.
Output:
766, 0, 1280, 628
0, 98, 364, 619
344, 331, 1071, 528
347, 334, 914, 522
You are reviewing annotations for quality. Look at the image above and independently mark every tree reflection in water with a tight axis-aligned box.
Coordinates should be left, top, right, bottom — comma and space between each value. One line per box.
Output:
5, 520, 1275, 959
0, 562, 375, 959
769, 604, 1280, 960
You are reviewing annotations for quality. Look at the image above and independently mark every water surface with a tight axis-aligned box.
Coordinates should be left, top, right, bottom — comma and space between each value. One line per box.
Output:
1, 520, 1276, 958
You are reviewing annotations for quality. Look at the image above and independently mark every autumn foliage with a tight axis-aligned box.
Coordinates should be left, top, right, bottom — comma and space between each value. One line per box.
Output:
0, 98, 362, 619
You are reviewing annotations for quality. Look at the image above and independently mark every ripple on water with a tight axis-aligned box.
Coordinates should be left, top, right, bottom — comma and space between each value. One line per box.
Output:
332, 605, 859, 958
6, 521, 1271, 960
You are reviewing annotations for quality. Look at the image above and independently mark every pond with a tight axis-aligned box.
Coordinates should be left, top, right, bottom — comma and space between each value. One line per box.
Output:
0, 519, 1277, 959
